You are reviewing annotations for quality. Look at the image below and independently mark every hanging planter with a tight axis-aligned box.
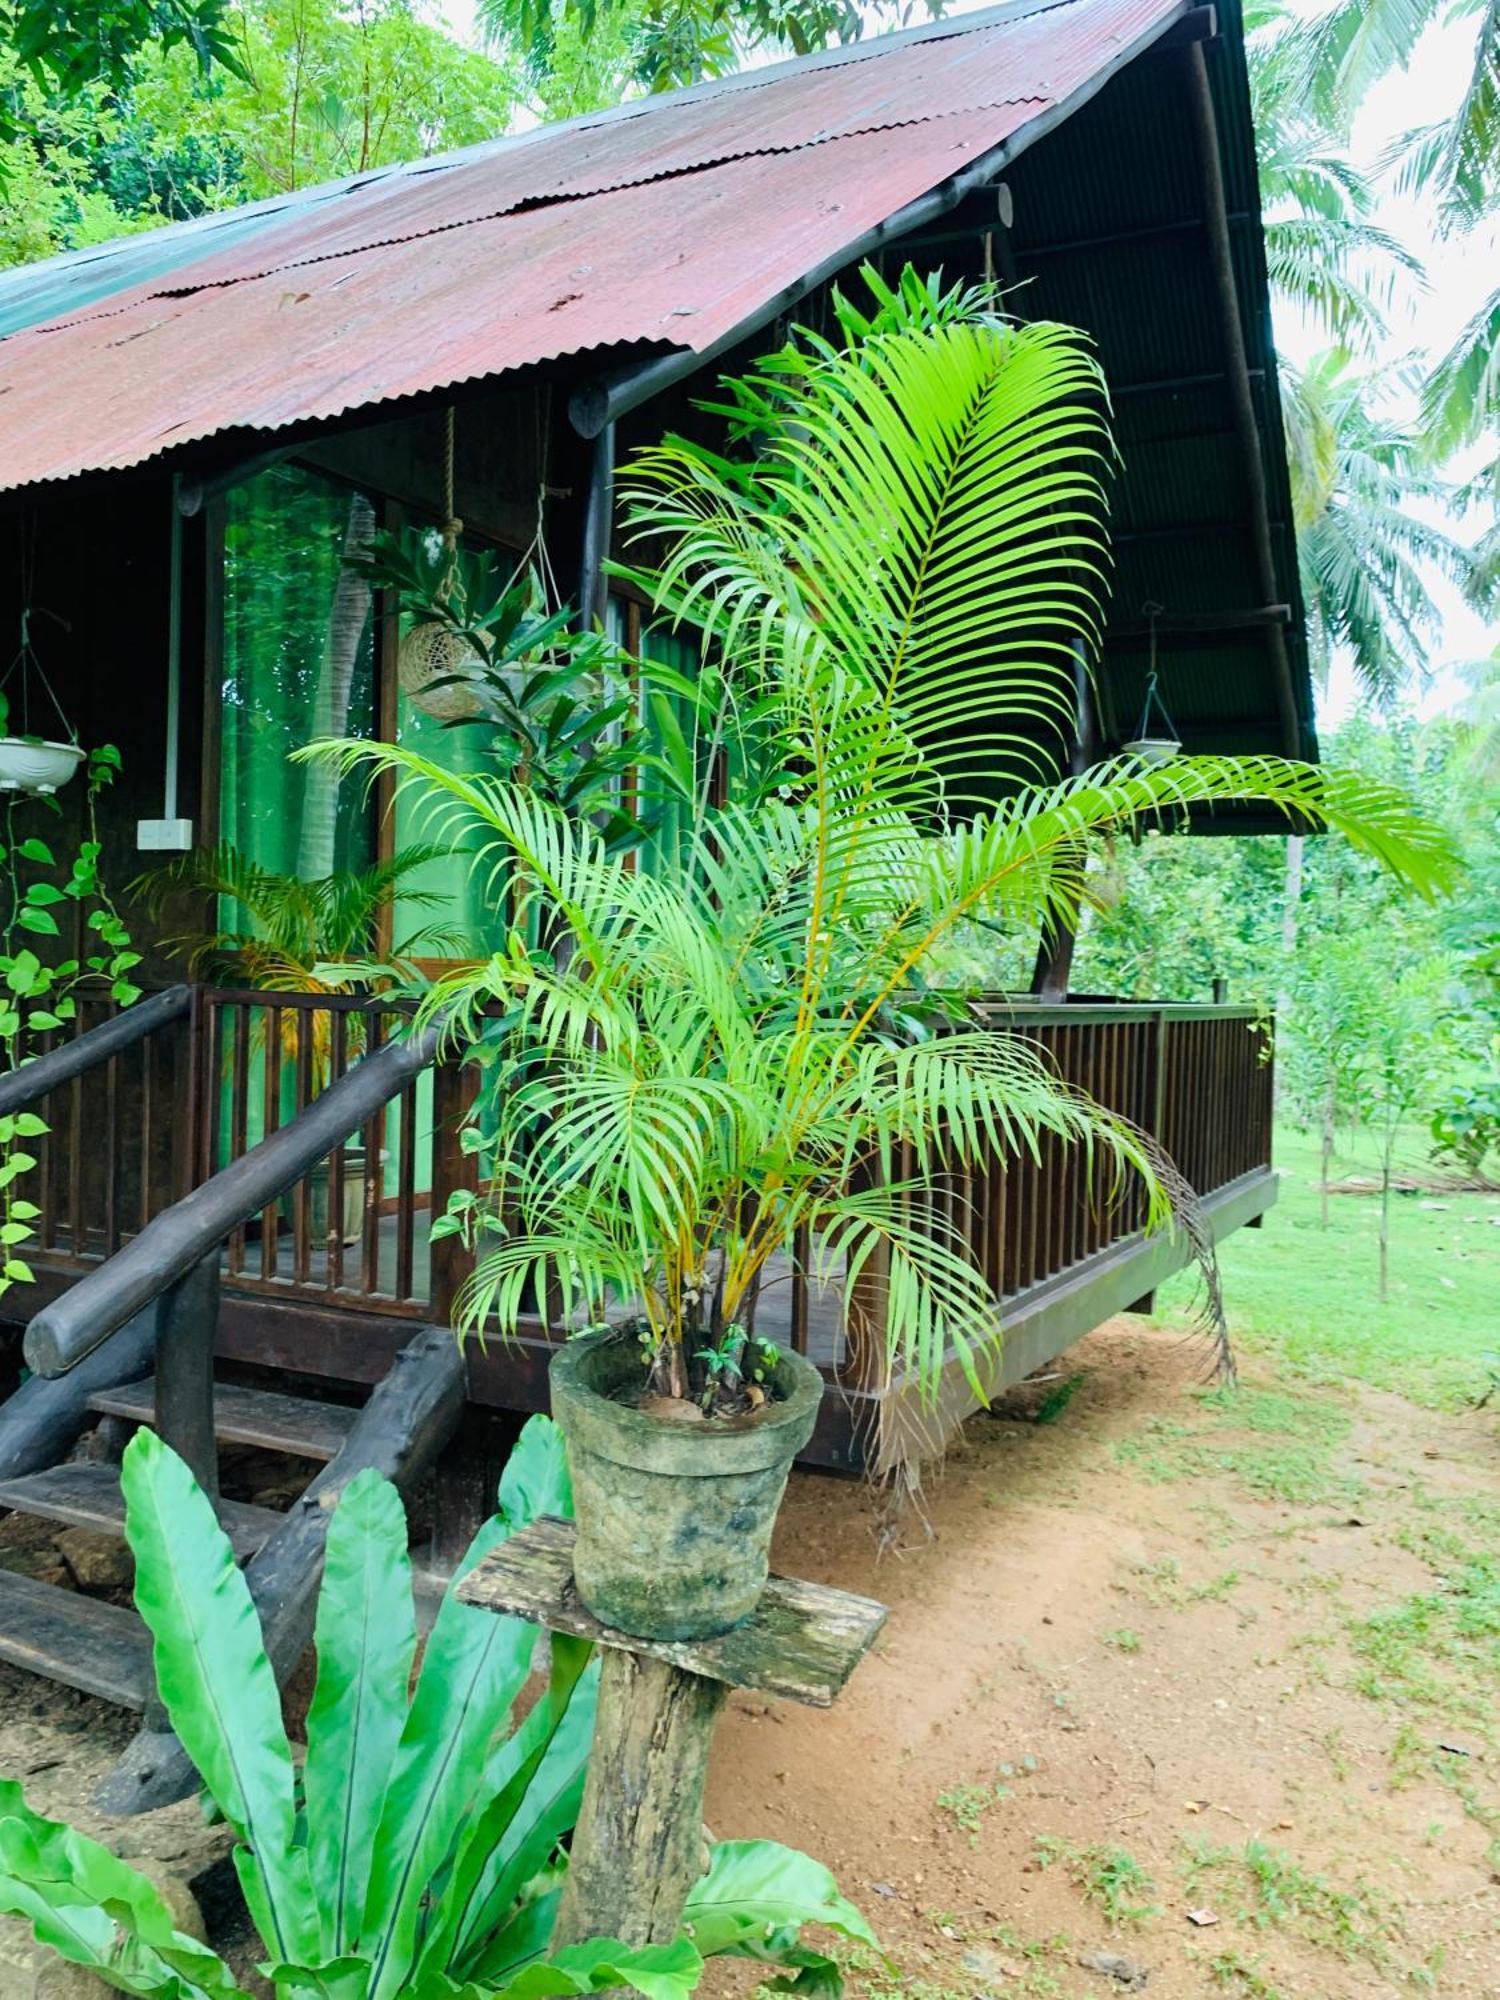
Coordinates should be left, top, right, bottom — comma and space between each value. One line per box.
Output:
0, 738, 85, 795
1, 609, 84, 796
1121, 603, 1181, 766
397, 407, 486, 721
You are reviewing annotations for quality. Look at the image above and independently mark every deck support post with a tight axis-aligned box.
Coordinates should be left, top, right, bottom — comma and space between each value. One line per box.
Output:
152, 1251, 220, 1503
459, 1516, 887, 1952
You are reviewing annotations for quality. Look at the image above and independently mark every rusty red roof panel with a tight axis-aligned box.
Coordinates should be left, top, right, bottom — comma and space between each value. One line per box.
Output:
0, 0, 1187, 491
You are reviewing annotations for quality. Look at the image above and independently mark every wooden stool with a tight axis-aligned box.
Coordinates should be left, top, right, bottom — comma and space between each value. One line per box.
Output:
458, 1516, 887, 1948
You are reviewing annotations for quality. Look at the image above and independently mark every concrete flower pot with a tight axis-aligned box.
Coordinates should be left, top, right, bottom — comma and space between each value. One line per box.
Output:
549, 1326, 824, 1642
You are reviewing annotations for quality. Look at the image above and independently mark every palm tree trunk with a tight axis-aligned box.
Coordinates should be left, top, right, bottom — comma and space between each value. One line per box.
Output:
297, 494, 375, 882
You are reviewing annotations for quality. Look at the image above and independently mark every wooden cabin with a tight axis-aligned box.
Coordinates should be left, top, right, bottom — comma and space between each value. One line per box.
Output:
0, 0, 1302, 1791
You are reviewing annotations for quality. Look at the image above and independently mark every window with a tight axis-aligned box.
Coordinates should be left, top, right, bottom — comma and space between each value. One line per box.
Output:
219, 463, 377, 880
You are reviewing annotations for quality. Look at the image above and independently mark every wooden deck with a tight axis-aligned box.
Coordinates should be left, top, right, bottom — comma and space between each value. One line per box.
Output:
6, 990, 1277, 1474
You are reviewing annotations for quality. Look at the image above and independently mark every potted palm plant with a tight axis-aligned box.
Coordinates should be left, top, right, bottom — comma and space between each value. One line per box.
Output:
308, 271, 1453, 1646
134, 843, 465, 1242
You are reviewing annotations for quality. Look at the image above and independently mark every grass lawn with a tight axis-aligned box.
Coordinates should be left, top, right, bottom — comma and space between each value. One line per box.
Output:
1155, 1122, 1500, 1410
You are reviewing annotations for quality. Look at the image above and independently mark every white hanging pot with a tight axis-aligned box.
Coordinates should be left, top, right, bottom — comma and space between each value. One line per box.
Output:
398, 624, 484, 722
0, 738, 85, 794
1122, 735, 1181, 767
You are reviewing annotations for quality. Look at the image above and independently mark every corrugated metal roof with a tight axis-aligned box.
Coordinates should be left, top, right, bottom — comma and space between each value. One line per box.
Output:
0, 0, 1188, 491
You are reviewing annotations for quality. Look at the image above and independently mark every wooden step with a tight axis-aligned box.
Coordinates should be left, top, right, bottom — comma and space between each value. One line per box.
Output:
0, 1566, 152, 1707
88, 1377, 357, 1464
0, 1463, 280, 1560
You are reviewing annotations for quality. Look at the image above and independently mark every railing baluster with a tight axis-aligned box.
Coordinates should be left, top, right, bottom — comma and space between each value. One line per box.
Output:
790, 1222, 809, 1359
260, 1005, 282, 1282
102, 1050, 121, 1257
329, 1011, 348, 1295
226, 1002, 250, 1276
360, 1010, 386, 1297
293, 1015, 313, 1285
396, 1072, 416, 1302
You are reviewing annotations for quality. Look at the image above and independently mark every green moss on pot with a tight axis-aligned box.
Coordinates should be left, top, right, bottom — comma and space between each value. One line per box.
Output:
549, 1328, 824, 1642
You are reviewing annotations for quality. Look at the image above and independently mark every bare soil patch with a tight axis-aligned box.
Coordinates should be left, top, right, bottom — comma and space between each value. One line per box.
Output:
708, 1319, 1500, 1998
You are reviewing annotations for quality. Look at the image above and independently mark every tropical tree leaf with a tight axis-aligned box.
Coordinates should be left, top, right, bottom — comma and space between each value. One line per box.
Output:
120, 1430, 319, 1969
681, 1840, 877, 1956
302, 1468, 419, 1961
0, 1777, 250, 1999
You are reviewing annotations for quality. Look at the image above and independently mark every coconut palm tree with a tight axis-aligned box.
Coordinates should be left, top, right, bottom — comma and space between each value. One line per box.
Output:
1282, 349, 1478, 698
308, 301, 1453, 1413
1247, 0, 1426, 345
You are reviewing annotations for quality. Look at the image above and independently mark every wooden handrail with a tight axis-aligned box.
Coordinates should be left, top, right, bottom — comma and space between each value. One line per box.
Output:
0, 984, 191, 1118
25, 1017, 442, 1379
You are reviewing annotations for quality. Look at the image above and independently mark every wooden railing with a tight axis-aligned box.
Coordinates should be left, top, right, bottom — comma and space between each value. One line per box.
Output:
770, 1000, 1274, 1387
15, 990, 1272, 1395
191, 988, 473, 1320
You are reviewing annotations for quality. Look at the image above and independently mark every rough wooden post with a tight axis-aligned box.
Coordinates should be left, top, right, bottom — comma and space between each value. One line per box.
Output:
558, 1652, 727, 1947
458, 1516, 886, 1952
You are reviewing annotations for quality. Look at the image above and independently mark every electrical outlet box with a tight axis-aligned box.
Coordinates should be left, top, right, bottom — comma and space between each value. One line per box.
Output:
136, 817, 194, 852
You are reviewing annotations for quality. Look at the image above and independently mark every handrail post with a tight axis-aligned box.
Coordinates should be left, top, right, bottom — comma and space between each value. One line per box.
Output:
153, 1250, 221, 1503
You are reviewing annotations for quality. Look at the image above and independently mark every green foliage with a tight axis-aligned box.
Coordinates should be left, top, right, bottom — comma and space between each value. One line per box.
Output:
1112, 1385, 1358, 1508
306, 289, 1450, 1417
0, 1414, 868, 1997
132, 839, 466, 991
1182, 1838, 1404, 1970
0, 0, 242, 149
1032, 1835, 1160, 1928
1156, 1120, 1499, 1411
345, 543, 672, 846
1279, 352, 1477, 701
0, 0, 522, 266
475, 0, 879, 99
0, 742, 136, 1303
1429, 1046, 1500, 1177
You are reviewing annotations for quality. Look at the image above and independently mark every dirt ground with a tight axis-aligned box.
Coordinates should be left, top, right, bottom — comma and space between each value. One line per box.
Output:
708, 1320, 1500, 1999
0, 1315, 1496, 1998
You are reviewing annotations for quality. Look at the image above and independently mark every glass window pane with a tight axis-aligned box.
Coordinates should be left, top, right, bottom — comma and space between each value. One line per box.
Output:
220, 463, 376, 882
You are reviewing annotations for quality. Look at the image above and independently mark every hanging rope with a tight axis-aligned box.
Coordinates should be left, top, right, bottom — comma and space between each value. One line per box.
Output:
436, 405, 466, 615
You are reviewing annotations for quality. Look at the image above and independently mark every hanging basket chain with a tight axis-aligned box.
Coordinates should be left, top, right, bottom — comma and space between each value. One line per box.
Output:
1130, 601, 1181, 746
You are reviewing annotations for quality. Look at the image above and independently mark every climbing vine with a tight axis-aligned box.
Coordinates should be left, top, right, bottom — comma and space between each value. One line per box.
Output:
0, 744, 139, 1301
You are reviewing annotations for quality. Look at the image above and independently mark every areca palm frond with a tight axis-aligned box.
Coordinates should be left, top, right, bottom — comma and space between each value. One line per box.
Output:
618, 313, 1116, 798
306, 303, 1454, 1415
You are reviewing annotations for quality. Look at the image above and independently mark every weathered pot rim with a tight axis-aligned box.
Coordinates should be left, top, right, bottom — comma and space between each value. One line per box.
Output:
550, 1326, 823, 1477
0, 738, 84, 757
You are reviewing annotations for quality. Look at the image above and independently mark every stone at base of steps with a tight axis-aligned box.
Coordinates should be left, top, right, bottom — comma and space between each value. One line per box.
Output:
0, 1664, 233, 1999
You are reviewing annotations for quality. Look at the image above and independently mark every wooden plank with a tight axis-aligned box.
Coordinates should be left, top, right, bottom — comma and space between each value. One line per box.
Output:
0, 1463, 279, 1560
459, 1515, 887, 1707
0, 1568, 151, 1708
88, 1377, 358, 1463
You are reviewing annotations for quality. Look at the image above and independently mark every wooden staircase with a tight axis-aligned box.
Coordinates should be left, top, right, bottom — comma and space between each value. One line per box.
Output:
0, 1372, 359, 1708
0, 1326, 466, 1810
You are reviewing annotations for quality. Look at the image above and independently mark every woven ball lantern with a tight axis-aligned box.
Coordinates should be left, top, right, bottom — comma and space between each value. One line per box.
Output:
400, 405, 485, 722
398, 623, 485, 721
